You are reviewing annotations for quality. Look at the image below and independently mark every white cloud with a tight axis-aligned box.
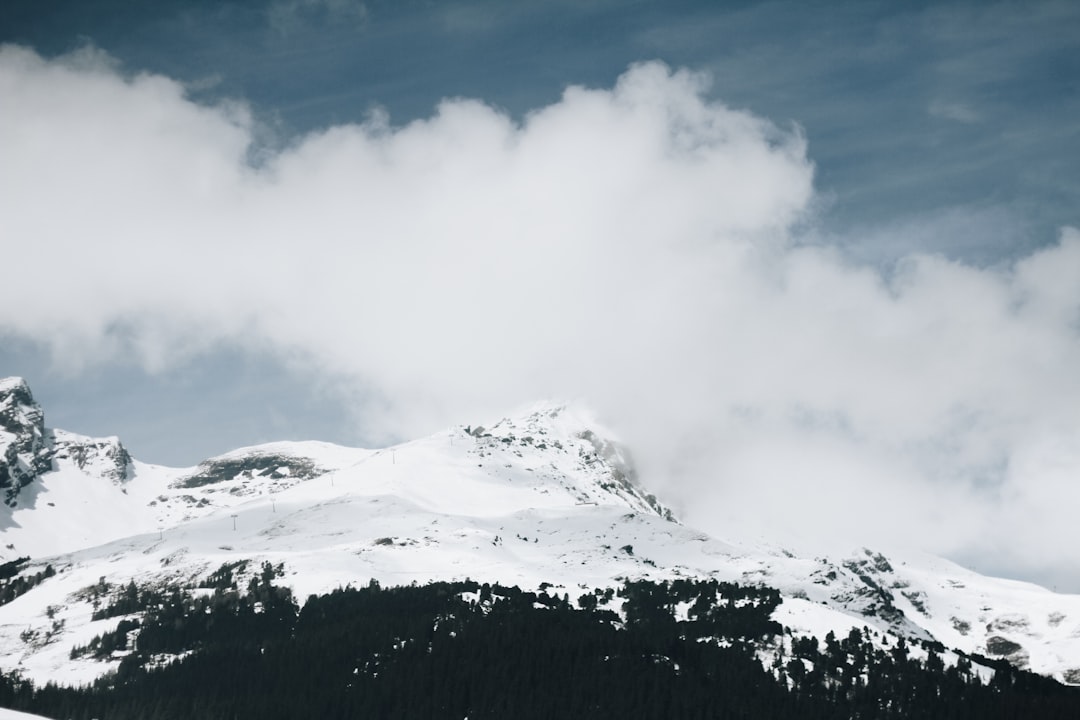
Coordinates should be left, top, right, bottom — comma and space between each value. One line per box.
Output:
2, 45, 1079, 587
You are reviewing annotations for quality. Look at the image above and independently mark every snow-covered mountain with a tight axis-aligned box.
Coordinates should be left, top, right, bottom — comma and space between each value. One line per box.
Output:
1, 376, 1078, 688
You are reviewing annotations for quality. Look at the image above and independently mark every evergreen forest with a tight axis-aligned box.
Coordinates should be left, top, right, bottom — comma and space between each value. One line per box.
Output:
0, 564, 1077, 719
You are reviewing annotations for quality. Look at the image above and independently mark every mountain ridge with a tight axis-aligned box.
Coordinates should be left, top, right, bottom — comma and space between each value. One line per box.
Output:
0, 377, 1078, 688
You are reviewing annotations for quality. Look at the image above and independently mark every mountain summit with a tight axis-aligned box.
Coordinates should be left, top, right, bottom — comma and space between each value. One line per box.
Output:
0, 377, 51, 505
0, 378, 131, 511
0, 377, 1078, 690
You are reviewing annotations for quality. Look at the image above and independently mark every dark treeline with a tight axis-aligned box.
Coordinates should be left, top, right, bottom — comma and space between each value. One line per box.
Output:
0, 568, 1077, 719
0, 557, 55, 607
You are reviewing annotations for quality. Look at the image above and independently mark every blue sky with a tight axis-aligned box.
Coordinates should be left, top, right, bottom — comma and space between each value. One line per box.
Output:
2, 0, 1079, 589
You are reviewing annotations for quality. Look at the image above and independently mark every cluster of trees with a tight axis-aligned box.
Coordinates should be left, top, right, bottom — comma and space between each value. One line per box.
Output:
618, 577, 782, 641
0, 572, 1077, 719
70, 561, 294, 677
780, 627, 1077, 718
0, 558, 54, 607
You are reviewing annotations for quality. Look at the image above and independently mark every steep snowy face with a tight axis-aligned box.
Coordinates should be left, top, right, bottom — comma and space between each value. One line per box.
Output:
0, 378, 50, 506
460, 403, 672, 519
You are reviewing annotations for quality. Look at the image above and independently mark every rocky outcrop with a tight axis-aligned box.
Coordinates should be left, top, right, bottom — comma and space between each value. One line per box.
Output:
0, 378, 51, 506
51, 430, 132, 484
175, 451, 322, 488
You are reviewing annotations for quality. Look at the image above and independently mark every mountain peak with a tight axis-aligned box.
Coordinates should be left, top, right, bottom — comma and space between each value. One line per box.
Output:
0, 376, 49, 506
463, 401, 672, 520
0, 377, 132, 508
0, 376, 42, 433
0, 375, 32, 395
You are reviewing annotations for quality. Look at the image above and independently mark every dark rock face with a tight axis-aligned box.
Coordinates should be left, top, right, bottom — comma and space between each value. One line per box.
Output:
0, 378, 51, 506
986, 635, 1030, 669
175, 453, 322, 488
987, 636, 1024, 656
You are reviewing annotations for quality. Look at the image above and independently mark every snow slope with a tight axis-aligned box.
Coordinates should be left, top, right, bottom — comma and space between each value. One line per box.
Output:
0, 710, 51, 720
1, 381, 1079, 688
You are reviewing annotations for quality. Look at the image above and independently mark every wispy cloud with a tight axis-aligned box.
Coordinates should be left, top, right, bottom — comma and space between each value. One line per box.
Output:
268, 0, 368, 37
2, 45, 1079, 587
928, 100, 980, 123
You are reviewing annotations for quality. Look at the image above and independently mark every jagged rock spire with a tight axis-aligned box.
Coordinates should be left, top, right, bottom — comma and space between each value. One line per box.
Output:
0, 377, 50, 505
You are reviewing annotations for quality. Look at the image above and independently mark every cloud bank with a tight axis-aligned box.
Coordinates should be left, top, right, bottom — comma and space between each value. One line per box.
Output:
2, 45, 1079, 587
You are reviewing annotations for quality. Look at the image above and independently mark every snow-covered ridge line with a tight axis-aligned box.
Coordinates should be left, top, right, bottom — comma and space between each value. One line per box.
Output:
0, 377, 1079, 687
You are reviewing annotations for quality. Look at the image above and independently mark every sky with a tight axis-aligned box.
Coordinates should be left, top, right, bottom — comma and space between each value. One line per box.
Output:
1, 0, 1079, 591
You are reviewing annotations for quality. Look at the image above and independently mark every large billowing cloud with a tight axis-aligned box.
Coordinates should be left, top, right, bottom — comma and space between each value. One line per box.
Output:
2, 45, 1079, 587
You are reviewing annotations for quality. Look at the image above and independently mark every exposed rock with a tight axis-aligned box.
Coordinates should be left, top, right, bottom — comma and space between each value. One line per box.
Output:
51, 430, 131, 483
986, 635, 1029, 668
986, 636, 1024, 656
987, 614, 1030, 633
175, 452, 323, 488
0, 378, 52, 505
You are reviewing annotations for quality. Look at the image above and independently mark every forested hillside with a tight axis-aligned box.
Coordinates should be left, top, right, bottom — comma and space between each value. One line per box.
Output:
0, 567, 1077, 719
